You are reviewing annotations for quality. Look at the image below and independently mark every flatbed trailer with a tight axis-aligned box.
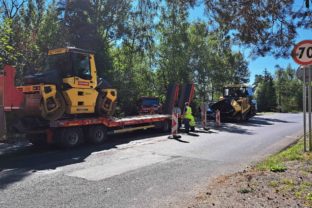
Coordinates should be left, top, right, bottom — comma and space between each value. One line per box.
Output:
24, 114, 172, 147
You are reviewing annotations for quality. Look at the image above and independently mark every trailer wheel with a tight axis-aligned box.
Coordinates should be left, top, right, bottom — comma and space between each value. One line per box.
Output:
60, 127, 83, 148
87, 125, 107, 144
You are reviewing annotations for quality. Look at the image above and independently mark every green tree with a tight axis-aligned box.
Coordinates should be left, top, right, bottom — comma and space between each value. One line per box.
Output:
204, 31, 240, 98
274, 64, 302, 112
10, 0, 47, 74
157, 0, 192, 91
37, 0, 65, 55
205, 0, 311, 57
229, 52, 249, 84
171, 0, 311, 57
58, 0, 97, 50
0, 0, 27, 19
0, 18, 19, 68
83, 0, 132, 79
188, 22, 211, 101
187, 23, 238, 101
255, 69, 277, 112
110, 0, 159, 114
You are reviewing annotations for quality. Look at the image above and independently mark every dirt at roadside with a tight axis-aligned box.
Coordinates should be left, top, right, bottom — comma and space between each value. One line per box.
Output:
188, 160, 312, 208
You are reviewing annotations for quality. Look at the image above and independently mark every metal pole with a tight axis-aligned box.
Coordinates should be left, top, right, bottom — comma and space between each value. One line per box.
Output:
308, 68, 312, 151
303, 68, 307, 152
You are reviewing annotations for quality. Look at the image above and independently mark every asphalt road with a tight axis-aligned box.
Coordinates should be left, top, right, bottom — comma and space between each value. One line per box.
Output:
0, 113, 303, 208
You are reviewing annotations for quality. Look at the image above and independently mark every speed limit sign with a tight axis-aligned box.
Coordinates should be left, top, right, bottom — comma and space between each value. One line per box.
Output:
292, 40, 312, 65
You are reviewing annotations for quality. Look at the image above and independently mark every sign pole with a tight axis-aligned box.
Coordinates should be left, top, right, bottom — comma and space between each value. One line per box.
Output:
309, 68, 311, 151
303, 68, 307, 152
292, 40, 312, 152
309, 67, 312, 151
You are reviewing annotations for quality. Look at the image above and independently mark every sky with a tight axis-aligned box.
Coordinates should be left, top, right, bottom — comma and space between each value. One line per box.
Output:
189, 1, 312, 84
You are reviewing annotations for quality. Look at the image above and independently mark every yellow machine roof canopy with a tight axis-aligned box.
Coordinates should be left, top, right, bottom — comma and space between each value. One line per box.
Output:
48, 47, 94, 56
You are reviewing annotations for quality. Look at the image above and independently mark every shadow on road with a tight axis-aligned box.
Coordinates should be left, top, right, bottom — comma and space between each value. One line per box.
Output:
0, 129, 170, 189
169, 137, 190, 143
187, 132, 200, 137
208, 115, 294, 135
241, 116, 293, 126
216, 123, 253, 135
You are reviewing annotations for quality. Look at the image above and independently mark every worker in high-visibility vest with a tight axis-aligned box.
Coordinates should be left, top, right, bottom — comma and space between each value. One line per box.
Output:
184, 102, 195, 132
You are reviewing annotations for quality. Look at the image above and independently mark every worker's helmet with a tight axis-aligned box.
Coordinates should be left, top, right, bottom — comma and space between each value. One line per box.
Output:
185, 102, 189, 106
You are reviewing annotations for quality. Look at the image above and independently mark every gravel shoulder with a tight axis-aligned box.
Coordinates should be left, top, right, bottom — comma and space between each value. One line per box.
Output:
188, 139, 312, 208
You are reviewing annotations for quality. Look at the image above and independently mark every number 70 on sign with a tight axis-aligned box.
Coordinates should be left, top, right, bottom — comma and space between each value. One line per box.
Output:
292, 40, 312, 65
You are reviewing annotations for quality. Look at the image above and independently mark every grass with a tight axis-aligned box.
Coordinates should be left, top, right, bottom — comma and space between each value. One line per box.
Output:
295, 191, 303, 198
255, 138, 312, 206
306, 192, 312, 201
256, 140, 304, 172
238, 188, 252, 194
280, 178, 296, 192
281, 178, 294, 185
301, 182, 312, 188
269, 180, 279, 187
270, 164, 287, 172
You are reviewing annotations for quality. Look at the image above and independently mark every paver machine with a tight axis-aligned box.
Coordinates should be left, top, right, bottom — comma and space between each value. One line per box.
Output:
210, 84, 256, 122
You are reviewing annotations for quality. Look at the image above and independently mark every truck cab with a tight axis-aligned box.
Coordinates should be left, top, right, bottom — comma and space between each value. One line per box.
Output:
138, 97, 162, 114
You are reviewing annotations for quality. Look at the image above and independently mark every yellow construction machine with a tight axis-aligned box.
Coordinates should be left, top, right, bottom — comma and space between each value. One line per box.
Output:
210, 84, 256, 122
8, 47, 117, 120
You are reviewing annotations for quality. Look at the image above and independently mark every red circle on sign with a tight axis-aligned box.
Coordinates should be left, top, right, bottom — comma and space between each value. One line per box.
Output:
292, 40, 312, 65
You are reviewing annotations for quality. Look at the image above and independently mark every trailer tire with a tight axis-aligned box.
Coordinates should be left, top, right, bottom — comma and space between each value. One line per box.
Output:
87, 125, 107, 144
60, 127, 83, 148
